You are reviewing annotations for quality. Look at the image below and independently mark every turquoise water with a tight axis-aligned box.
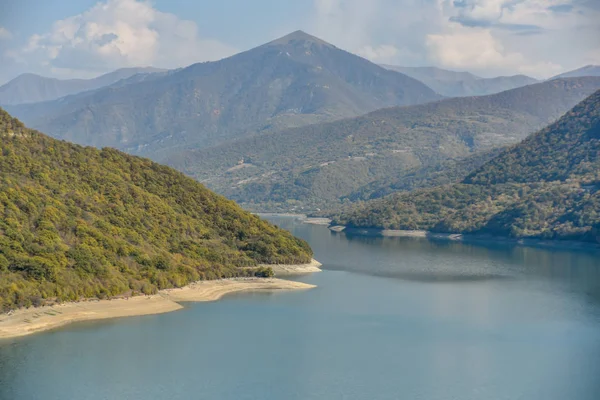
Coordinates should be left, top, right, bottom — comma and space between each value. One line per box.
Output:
1, 217, 599, 400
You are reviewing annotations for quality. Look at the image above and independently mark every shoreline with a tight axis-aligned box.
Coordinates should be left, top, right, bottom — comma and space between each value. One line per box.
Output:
330, 226, 600, 251
265, 258, 323, 275
0, 275, 317, 340
302, 217, 332, 226
256, 213, 332, 226
255, 212, 307, 218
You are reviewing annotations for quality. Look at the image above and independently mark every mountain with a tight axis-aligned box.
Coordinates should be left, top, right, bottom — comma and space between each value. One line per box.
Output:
0, 67, 165, 105
381, 65, 539, 97
167, 77, 600, 212
331, 90, 600, 245
380, 66, 481, 83
0, 108, 312, 312
344, 148, 505, 202
6, 31, 440, 159
550, 65, 600, 80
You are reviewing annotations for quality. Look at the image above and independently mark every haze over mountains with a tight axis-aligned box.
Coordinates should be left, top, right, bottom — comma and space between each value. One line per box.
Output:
0, 67, 165, 105
550, 65, 600, 80
169, 77, 600, 211
6, 31, 441, 158
380, 65, 539, 97
332, 90, 600, 245
380, 64, 600, 98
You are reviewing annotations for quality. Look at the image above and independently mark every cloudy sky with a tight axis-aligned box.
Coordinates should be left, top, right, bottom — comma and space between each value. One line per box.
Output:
0, 0, 598, 84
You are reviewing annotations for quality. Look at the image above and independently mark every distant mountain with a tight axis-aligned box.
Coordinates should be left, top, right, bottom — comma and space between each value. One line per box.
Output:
550, 65, 600, 80
0, 67, 165, 105
380, 65, 481, 85
7, 31, 440, 158
331, 90, 600, 245
0, 108, 312, 312
381, 65, 539, 97
167, 77, 600, 212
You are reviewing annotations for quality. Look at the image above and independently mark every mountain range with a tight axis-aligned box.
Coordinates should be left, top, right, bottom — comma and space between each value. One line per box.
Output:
0, 67, 165, 105
380, 65, 539, 97
380, 64, 600, 98
331, 90, 600, 245
550, 65, 600, 80
0, 108, 312, 311
6, 31, 440, 158
168, 77, 600, 212
4, 30, 599, 218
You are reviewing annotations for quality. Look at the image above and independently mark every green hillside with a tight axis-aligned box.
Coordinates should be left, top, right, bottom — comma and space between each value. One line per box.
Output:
345, 148, 504, 202
465, 90, 600, 185
0, 109, 312, 311
169, 77, 600, 212
331, 90, 600, 244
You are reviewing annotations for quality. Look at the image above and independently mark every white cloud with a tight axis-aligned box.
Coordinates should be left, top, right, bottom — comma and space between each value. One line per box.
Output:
585, 49, 600, 65
450, 0, 507, 22
427, 26, 518, 69
311, 0, 600, 78
311, 0, 439, 66
356, 44, 399, 63
0, 27, 11, 40
431, 1, 599, 77
426, 24, 562, 77
313, 0, 381, 51
14, 0, 237, 78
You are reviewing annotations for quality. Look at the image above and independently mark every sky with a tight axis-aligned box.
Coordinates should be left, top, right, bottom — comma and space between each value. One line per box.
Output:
0, 0, 598, 84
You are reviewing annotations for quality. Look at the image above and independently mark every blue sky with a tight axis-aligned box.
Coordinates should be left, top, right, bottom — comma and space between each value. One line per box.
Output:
1, 0, 313, 51
0, 0, 598, 84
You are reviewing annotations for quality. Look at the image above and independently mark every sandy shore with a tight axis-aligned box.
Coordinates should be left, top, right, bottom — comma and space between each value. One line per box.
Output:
161, 277, 315, 302
266, 258, 323, 275
0, 278, 315, 340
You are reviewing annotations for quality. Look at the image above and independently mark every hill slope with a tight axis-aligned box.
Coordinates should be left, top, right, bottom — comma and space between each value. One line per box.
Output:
331, 90, 600, 244
550, 65, 600, 80
7, 31, 440, 158
381, 65, 539, 97
0, 109, 312, 311
344, 148, 505, 202
168, 77, 600, 211
0, 68, 165, 105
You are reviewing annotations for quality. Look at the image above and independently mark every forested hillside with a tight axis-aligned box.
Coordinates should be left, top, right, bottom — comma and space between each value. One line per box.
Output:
465, 91, 600, 185
331, 90, 600, 244
344, 148, 504, 201
0, 109, 312, 311
170, 77, 600, 212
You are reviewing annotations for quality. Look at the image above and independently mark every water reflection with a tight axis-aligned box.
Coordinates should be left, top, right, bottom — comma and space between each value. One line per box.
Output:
271, 217, 600, 310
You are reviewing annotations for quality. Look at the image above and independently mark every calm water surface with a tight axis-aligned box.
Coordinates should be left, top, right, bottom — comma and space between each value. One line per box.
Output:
1, 217, 599, 400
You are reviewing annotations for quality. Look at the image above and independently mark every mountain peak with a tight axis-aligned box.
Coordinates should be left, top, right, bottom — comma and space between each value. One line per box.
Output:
550, 65, 600, 80
266, 30, 333, 47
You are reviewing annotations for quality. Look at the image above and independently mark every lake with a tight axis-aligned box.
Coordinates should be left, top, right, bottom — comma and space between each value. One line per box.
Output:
1, 216, 599, 400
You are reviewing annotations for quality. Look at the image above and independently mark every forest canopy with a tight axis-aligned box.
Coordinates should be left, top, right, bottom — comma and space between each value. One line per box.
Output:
331, 90, 600, 245
0, 109, 312, 311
